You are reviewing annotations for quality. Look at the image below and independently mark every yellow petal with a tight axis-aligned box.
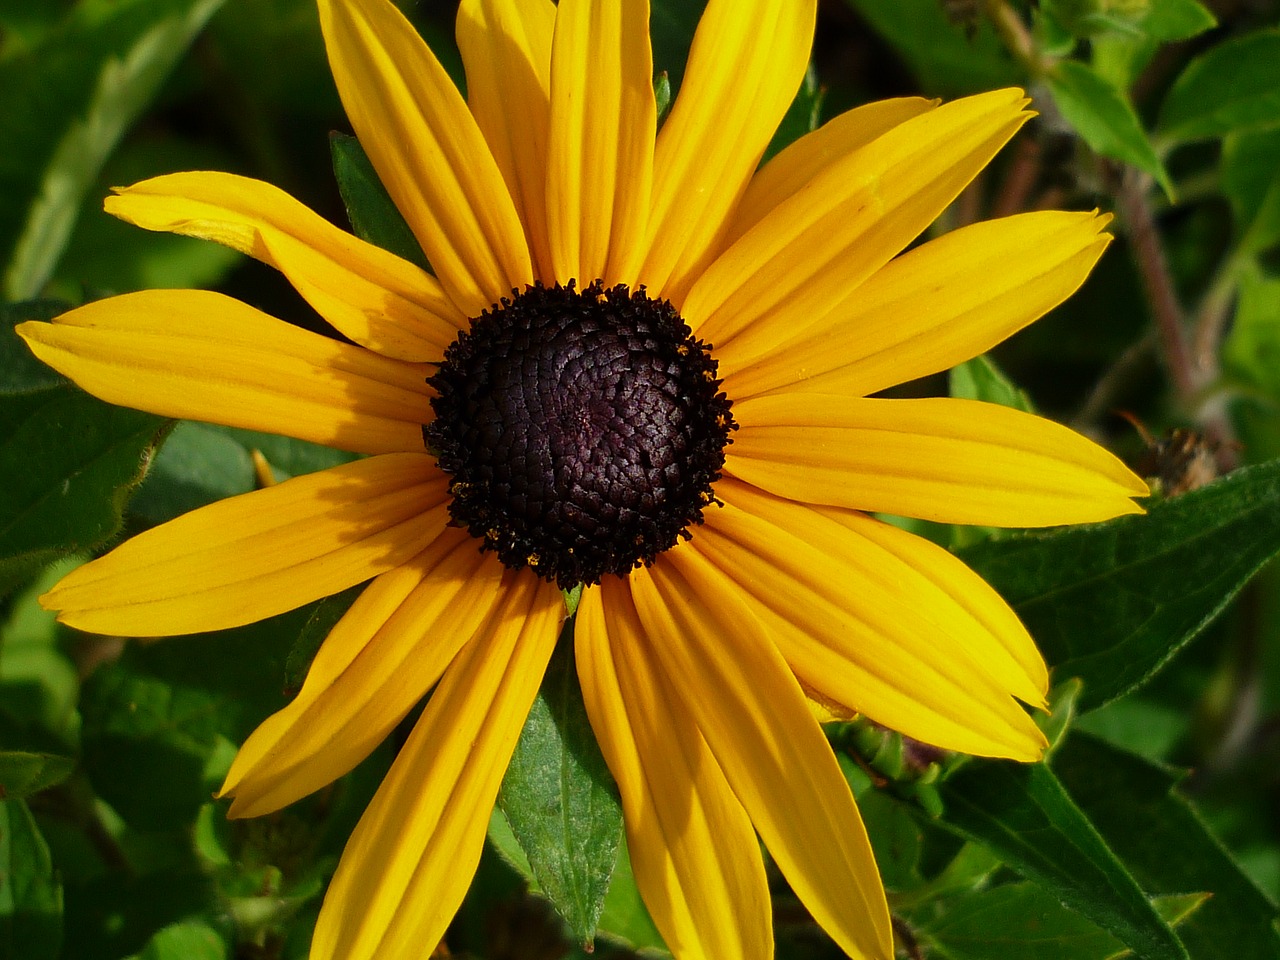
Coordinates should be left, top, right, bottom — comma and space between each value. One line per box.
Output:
457, 0, 557, 282
576, 583, 771, 960
639, 0, 816, 302
546, 0, 655, 287
17, 290, 430, 455
318, 0, 532, 316
41, 454, 446, 636
311, 572, 562, 960
728, 395, 1149, 526
726, 96, 937, 245
723, 211, 1112, 398
684, 89, 1031, 359
106, 172, 464, 361
221, 530, 504, 818
632, 557, 893, 960
695, 479, 1050, 758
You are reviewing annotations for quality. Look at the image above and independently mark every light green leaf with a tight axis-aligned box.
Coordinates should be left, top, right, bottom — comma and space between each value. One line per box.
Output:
497, 626, 623, 946
1224, 266, 1280, 395
960, 459, 1280, 711
1, 0, 228, 300
1221, 127, 1280, 255
1048, 59, 1173, 197
949, 354, 1034, 412
0, 798, 62, 960
124, 920, 228, 960
1136, 0, 1216, 41
1157, 29, 1280, 144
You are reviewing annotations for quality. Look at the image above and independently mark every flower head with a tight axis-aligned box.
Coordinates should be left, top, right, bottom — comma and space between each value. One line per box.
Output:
17, 0, 1148, 958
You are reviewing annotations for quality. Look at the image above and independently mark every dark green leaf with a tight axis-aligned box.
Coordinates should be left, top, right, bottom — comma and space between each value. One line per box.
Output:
124, 920, 228, 960
0, 378, 167, 596
1055, 734, 1280, 960
844, 0, 1018, 96
0, 0, 227, 300
918, 882, 1206, 960
649, 0, 707, 94
0, 798, 62, 960
283, 584, 364, 693
497, 623, 623, 946
959, 459, 1280, 710
934, 760, 1188, 960
0, 752, 74, 800
1221, 127, 1280, 255
78, 606, 312, 829
764, 63, 823, 163
0, 302, 68, 395
330, 133, 430, 271
1157, 29, 1280, 143
1048, 60, 1173, 197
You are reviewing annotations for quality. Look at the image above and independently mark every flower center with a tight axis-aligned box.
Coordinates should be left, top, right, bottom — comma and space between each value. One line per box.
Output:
426, 280, 735, 589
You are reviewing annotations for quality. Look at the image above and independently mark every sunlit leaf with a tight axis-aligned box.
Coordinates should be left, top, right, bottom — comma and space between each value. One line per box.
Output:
497, 626, 623, 945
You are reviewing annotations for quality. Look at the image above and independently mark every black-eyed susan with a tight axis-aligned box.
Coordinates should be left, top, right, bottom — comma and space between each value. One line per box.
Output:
17, 0, 1149, 957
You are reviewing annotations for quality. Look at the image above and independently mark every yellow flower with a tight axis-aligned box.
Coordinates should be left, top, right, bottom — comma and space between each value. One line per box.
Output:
18, 0, 1148, 958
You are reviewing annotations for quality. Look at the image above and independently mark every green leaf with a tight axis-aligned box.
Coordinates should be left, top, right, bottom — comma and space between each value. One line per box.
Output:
1054, 734, 1280, 960
1224, 266, 1280, 396
329, 133, 430, 272
959, 459, 1280, 711
497, 623, 623, 946
0, 324, 168, 594
934, 760, 1189, 960
649, 0, 707, 94
78, 606, 312, 829
949, 355, 1034, 412
1048, 59, 1173, 197
1135, 0, 1216, 41
0, 0, 228, 300
596, 841, 667, 955
843, 0, 1018, 96
124, 920, 228, 960
1157, 29, 1280, 144
918, 882, 1205, 960
0, 752, 74, 800
0, 798, 63, 960
1221, 127, 1280, 255
0, 301, 68, 394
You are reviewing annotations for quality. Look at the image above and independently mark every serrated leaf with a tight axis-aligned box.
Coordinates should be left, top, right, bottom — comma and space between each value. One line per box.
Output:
959, 459, 1280, 711
933, 760, 1189, 960
918, 882, 1205, 960
844, 0, 1018, 96
1055, 734, 1280, 960
497, 624, 623, 945
0, 0, 227, 300
0, 372, 167, 596
0, 752, 74, 800
1157, 29, 1280, 144
329, 132, 430, 271
1221, 127, 1280, 255
1048, 59, 1173, 197
0, 798, 62, 960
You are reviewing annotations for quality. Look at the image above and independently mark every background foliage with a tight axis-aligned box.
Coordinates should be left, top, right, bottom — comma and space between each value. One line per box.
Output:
3, 0, 1280, 958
